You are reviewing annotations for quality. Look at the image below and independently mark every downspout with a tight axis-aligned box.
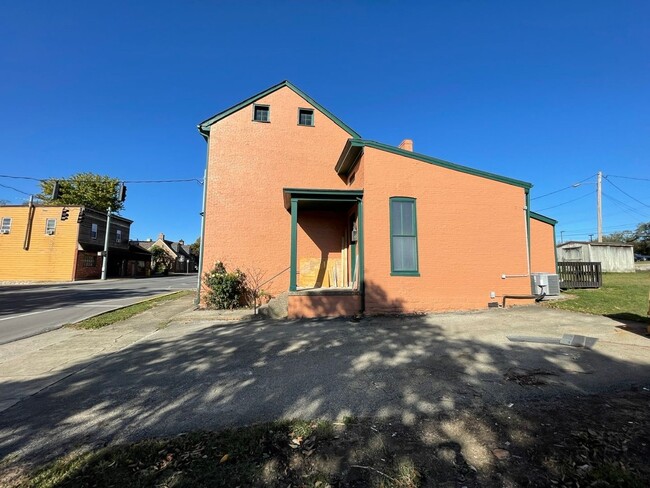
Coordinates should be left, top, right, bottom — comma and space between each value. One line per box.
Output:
196, 132, 210, 306
553, 223, 559, 275
357, 197, 365, 314
525, 188, 531, 277
23, 195, 35, 250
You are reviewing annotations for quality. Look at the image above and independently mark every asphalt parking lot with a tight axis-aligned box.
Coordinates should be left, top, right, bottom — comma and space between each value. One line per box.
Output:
1, 302, 649, 471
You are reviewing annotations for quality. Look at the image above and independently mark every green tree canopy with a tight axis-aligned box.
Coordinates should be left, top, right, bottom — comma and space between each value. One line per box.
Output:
603, 221, 650, 255
150, 245, 174, 271
38, 172, 124, 213
189, 237, 201, 258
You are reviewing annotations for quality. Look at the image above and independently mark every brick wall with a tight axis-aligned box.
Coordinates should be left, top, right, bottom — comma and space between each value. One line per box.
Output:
74, 251, 102, 280
362, 147, 532, 313
202, 86, 353, 298
530, 219, 557, 274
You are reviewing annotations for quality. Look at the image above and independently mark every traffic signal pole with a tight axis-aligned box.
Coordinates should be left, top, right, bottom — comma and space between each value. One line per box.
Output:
101, 206, 112, 280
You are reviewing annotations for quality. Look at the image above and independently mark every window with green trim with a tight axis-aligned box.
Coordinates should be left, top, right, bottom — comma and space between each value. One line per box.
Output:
390, 197, 419, 275
253, 104, 269, 122
298, 108, 314, 126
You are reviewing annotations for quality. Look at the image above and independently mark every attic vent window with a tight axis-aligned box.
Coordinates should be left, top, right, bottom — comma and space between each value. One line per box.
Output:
253, 105, 270, 122
298, 108, 314, 126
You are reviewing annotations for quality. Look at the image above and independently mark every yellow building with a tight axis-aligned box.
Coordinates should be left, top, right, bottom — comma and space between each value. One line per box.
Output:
0, 205, 148, 281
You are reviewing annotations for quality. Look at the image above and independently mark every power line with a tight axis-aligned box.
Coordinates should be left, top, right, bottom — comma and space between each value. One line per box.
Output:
0, 174, 42, 181
0, 182, 32, 196
0, 173, 203, 185
123, 178, 203, 184
530, 174, 597, 201
602, 192, 649, 219
604, 176, 650, 209
535, 190, 596, 212
607, 174, 650, 182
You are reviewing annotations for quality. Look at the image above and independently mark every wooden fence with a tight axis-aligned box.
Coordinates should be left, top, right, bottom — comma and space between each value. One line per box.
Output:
557, 262, 602, 289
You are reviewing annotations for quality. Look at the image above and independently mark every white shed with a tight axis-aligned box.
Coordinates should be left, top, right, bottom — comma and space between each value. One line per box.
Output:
556, 241, 635, 272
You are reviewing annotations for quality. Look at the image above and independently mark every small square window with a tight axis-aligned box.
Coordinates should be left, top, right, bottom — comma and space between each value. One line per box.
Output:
91, 223, 98, 240
83, 254, 97, 267
298, 108, 314, 126
0, 217, 11, 234
45, 218, 56, 235
253, 105, 270, 122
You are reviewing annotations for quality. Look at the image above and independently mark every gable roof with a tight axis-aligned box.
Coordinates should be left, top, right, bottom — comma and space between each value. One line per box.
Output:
336, 139, 533, 190
197, 80, 361, 139
558, 241, 633, 247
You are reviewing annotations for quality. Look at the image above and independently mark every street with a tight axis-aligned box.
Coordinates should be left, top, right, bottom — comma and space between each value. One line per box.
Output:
0, 275, 197, 344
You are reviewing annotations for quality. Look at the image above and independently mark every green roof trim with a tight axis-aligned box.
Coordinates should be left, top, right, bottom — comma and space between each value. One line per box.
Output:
197, 80, 361, 138
282, 188, 363, 209
336, 139, 533, 190
530, 211, 558, 226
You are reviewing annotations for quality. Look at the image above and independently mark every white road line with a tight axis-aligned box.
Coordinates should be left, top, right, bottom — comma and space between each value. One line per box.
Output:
0, 307, 63, 321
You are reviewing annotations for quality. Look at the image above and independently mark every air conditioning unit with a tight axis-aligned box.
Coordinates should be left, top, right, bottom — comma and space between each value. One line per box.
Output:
531, 273, 561, 296
46, 229, 55, 235
0, 229, 9, 234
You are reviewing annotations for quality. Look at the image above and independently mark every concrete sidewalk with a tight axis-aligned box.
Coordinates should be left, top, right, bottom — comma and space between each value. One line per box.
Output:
0, 294, 196, 412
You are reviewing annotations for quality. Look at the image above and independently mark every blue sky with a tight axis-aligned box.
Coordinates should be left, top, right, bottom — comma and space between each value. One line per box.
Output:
1, 1, 648, 243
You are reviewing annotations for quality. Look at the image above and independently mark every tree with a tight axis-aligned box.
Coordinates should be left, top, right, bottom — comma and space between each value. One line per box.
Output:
150, 245, 174, 273
603, 221, 650, 255
189, 237, 201, 259
38, 172, 124, 213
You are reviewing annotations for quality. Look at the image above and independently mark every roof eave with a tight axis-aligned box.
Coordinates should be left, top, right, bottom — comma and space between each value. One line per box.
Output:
339, 139, 533, 190
530, 211, 558, 226
197, 80, 361, 139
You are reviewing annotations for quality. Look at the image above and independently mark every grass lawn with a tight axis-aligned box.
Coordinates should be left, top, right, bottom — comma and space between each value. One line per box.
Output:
68, 291, 192, 330
545, 272, 650, 323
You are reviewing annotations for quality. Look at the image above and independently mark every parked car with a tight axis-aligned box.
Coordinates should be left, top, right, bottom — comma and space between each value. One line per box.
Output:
634, 253, 650, 261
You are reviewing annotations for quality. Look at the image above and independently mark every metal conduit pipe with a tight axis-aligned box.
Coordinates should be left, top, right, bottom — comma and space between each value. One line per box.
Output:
502, 293, 546, 307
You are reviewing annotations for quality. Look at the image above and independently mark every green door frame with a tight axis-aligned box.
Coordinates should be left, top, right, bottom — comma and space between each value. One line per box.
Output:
287, 191, 363, 294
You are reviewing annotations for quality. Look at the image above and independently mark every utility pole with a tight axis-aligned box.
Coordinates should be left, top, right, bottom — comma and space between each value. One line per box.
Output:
101, 207, 112, 280
597, 171, 602, 242
560, 230, 564, 243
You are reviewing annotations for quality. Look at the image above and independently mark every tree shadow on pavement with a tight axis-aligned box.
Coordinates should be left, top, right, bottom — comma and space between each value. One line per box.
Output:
1, 280, 649, 486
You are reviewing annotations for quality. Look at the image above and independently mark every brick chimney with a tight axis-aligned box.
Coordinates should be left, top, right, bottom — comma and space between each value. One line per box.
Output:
158, 233, 165, 240
178, 239, 184, 246
397, 139, 413, 152
398, 139, 413, 152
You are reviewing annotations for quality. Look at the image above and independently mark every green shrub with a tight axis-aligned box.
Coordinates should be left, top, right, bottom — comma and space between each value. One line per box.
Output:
203, 261, 246, 309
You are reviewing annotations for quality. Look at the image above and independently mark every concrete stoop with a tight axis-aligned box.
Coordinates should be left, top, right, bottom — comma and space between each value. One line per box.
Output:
258, 291, 289, 319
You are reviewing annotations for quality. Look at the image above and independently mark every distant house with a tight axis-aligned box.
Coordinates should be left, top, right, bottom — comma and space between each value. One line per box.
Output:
196, 80, 557, 317
0, 204, 151, 281
557, 241, 634, 272
132, 233, 197, 273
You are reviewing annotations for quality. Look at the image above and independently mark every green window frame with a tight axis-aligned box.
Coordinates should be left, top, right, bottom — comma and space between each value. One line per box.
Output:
253, 104, 270, 122
298, 108, 314, 126
390, 197, 419, 276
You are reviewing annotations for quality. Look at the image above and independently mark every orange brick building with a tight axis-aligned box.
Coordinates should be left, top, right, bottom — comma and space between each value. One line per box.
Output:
197, 81, 557, 317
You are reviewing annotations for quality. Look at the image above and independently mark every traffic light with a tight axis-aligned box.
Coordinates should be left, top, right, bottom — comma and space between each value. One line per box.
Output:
77, 207, 85, 223
51, 181, 64, 200
116, 182, 127, 202
61, 207, 70, 221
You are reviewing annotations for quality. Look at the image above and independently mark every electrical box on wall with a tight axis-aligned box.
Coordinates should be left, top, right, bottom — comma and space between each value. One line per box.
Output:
351, 222, 358, 243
